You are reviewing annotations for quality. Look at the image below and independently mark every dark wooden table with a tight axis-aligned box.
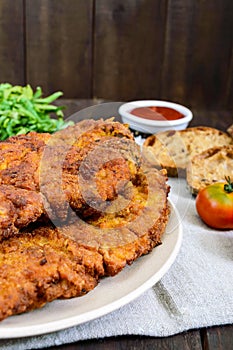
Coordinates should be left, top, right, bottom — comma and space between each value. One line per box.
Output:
46, 100, 233, 350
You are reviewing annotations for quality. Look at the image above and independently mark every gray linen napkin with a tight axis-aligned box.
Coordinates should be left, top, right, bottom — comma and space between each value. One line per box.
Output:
0, 178, 232, 349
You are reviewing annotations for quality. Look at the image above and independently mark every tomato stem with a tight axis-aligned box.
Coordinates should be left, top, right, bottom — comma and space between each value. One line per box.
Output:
224, 176, 233, 193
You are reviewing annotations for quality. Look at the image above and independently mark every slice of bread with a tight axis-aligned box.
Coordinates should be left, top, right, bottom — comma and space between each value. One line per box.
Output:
142, 126, 232, 177
227, 124, 233, 138
186, 145, 233, 194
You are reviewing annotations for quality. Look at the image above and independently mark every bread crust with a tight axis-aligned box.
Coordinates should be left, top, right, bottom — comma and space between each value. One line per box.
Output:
143, 127, 232, 177
186, 145, 233, 194
227, 124, 233, 138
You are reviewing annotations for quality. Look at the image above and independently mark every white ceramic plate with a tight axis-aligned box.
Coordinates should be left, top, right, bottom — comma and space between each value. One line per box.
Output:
0, 199, 182, 339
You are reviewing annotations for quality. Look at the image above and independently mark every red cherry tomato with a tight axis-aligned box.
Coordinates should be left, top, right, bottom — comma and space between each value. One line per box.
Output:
196, 177, 233, 229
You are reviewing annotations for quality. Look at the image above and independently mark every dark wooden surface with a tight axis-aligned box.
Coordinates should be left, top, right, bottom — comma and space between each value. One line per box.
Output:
41, 99, 233, 350
93, 0, 167, 101
160, 0, 233, 110
46, 325, 233, 350
0, 0, 25, 85
25, 0, 93, 98
0, 1, 232, 110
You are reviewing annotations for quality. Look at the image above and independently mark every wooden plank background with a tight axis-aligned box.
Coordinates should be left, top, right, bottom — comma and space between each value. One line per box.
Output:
93, 0, 168, 102
0, 0, 25, 85
0, 0, 232, 110
25, 0, 93, 98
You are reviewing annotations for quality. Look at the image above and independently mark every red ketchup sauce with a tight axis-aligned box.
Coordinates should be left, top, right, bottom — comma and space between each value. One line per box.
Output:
130, 106, 184, 121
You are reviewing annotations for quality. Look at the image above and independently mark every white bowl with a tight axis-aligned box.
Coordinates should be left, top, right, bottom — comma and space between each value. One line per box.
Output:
118, 100, 193, 134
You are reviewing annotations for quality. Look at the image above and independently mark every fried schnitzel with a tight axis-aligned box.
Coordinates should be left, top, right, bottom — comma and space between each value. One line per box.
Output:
0, 167, 169, 321
0, 226, 104, 321
0, 119, 140, 240
0, 185, 45, 239
0, 119, 170, 322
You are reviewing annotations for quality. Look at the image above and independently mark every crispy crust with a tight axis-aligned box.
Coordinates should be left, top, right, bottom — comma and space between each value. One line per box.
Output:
0, 228, 104, 321
186, 145, 233, 194
0, 168, 169, 321
227, 124, 233, 138
65, 167, 170, 276
143, 126, 232, 177
0, 185, 45, 239
0, 119, 170, 322
0, 119, 139, 239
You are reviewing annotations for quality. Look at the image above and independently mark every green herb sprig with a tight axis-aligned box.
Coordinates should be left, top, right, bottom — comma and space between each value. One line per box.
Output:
0, 83, 73, 140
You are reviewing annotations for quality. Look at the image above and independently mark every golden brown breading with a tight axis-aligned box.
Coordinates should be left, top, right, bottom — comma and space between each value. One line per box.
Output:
0, 227, 104, 321
0, 185, 45, 239
58, 167, 170, 276
0, 119, 139, 239
0, 118, 170, 322
0, 167, 169, 321
0, 132, 50, 191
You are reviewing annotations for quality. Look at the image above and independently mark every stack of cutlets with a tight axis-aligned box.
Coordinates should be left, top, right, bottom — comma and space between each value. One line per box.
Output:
0, 119, 169, 321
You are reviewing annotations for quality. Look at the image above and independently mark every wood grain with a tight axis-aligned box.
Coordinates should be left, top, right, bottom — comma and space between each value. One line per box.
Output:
0, 0, 25, 85
47, 332, 202, 350
202, 325, 233, 350
0, 1, 232, 111
190, 110, 233, 132
93, 0, 168, 101
25, 0, 93, 98
161, 0, 233, 110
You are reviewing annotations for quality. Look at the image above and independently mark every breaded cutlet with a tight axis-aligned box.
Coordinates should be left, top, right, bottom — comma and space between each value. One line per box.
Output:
0, 167, 169, 321
0, 226, 104, 321
0, 119, 140, 240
